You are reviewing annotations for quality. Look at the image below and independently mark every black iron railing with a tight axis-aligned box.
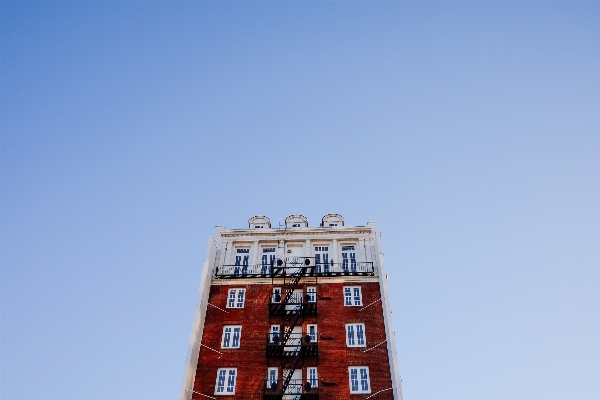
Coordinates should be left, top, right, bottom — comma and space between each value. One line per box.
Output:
263, 379, 319, 400
269, 295, 317, 317
214, 259, 373, 279
313, 262, 374, 276
266, 333, 318, 358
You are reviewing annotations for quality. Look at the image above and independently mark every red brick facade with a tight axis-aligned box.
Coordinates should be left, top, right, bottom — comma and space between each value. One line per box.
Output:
191, 281, 393, 399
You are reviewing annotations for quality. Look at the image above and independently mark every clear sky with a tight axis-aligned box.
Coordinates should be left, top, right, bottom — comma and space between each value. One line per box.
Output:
1, 1, 599, 399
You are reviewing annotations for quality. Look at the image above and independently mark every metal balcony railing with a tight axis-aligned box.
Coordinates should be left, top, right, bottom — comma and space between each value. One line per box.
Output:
214, 259, 374, 279
263, 379, 319, 400
266, 333, 318, 358
313, 262, 374, 276
269, 294, 317, 317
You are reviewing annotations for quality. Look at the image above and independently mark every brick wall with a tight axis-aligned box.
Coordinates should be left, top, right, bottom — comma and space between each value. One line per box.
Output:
192, 280, 393, 399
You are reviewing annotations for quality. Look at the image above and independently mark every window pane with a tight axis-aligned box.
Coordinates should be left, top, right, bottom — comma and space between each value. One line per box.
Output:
347, 325, 355, 346
227, 369, 236, 393
353, 288, 361, 305
309, 368, 318, 386
357, 324, 365, 346
360, 368, 369, 391
308, 287, 316, 302
344, 288, 352, 306
217, 370, 226, 393
232, 327, 240, 347
350, 368, 358, 392
223, 327, 231, 347
228, 291, 236, 308
237, 290, 245, 307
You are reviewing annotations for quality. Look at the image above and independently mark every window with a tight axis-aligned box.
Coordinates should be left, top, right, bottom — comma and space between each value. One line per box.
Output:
272, 287, 282, 303
346, 323, 366, 347
314, 246, 329, 273
306, 287, 316, 303
269, 325, 280, 343
221, 325, 241, 349
227, 288, 246, 308
329, 223, 338, 226
215, 368, 237, 395
261, 248, 276, 274
234, 248, 250, 275
341, 245, 357, 272
268, 368, 278, 387
344, 286, 362, 306
255, 225, 264, 228
292, 223, 301, 227
348, 367, 370, 394
307, 324, 317, 343
307, 367, 318, 387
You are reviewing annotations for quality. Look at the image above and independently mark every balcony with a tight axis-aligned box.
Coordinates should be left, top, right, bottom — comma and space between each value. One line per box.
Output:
263, 379, 319, 400
265, 333, 318, 358
269, 296, 317, 317
214, 258, 374, 279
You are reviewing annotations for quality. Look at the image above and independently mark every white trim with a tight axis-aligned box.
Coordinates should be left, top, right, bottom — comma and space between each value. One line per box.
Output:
307, 367, 318, 387
272, 287, 282, 303
345, 323, 366, 347
307, 324, 318, 343
221, 325, 242, 349
269, 324, 280, 343
348, 366, 371, 394
185, 389, 217, 400
179, 235, 218, 400
369, 222, 403, 400
343, 286, 363, 306
268, 367, 278, 385
306, 286, 316, 303
214, 367, 237, 395
226, 288, 246, 308
210, 276, 380, 285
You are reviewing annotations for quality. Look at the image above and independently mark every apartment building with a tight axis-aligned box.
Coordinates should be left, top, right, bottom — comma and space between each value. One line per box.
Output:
180, 214, 402, 400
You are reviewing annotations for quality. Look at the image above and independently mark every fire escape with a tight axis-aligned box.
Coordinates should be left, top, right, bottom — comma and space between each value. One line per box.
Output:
264, 257, 319, 400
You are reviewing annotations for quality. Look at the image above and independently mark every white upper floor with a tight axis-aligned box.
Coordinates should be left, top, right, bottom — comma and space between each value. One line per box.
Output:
210, 215, 383, 278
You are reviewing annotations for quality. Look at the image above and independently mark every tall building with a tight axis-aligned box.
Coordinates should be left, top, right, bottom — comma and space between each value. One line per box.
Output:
180, 214, 402, 400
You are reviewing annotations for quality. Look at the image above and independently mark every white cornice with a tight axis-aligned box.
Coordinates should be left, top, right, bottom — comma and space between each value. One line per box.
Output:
219, 227, 372, 238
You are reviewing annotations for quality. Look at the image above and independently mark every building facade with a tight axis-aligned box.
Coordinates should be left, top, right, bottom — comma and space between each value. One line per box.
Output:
180, 215, 402, 400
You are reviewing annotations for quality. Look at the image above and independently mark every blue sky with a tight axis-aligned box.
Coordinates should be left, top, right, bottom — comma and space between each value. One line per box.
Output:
1, 1, 599, 399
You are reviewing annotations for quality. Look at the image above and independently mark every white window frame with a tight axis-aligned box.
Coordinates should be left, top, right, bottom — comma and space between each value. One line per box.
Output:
215, 368, 237, 395
314, 246, 330, 273
344, 286, 362, 306
234, 248, 250, 266
348, 366, 370, 394
341, 245, 357, 271
262, 247, 276, 272
307, 324, 317, 343
227, 288, 246, 308
307, 367, 318, 387
306, 287, 316, 303
270, 324, 280, 343
268, 367, 278, 386
221, 325, 242, 349
272, 287, 282, 303
345, 323, 366, 347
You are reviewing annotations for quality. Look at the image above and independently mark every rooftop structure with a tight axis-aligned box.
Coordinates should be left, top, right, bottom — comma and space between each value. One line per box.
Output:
180, 215, 402, 400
